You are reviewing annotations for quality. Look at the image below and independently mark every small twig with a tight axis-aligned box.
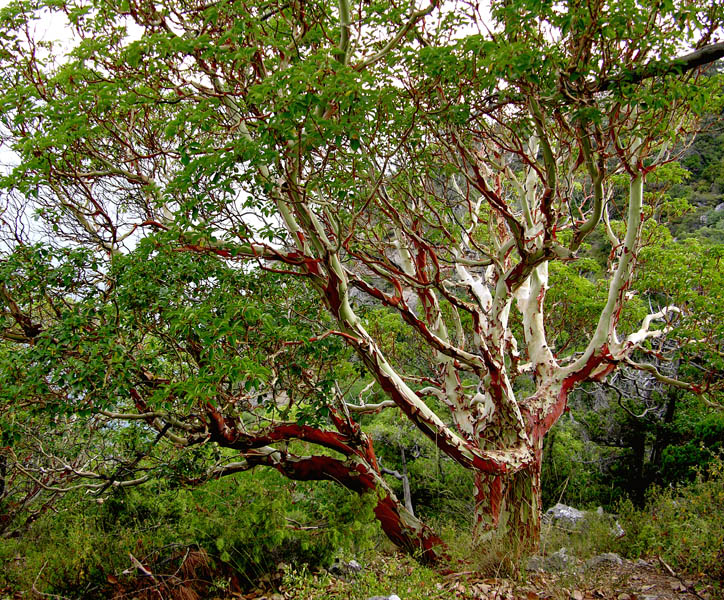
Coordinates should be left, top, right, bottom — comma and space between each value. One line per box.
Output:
657, 555, 706, 600
31, 561, 71, 599
443, 570, 475, 580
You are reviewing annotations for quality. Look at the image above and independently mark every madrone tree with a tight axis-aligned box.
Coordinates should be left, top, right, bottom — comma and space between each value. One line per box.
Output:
1, 0, 723, 562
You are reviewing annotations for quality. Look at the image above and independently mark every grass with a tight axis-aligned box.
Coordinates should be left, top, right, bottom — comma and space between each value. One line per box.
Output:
279, 554, 446, 600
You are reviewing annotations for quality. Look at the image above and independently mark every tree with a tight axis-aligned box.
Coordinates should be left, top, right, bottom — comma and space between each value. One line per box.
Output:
1, 0, 723, 562
541, 159, 724, 508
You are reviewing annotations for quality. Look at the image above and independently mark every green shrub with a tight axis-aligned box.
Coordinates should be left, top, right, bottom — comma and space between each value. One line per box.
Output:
616, 454, 724, 580
661, 413, 724, 482
0, 468, 380, 597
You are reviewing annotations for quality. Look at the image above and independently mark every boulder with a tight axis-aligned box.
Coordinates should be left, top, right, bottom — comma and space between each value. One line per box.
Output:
527, 547, 575, 572
544, 503, 625, 537
544, 503, 587, 528
585, 552, 624, 570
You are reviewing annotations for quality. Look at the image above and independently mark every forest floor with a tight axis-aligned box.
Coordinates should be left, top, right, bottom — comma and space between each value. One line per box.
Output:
4, 546, 718, 600
229, 552, 721, 600
433, 560, 717, 600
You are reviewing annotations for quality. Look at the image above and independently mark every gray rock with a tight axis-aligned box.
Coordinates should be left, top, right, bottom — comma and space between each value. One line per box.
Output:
545, 503, 625, 538
544, 503, 587, 528
585, 552, 624, 570
367, 596, 401, 600
346, 559, 363, 572
527, 547, 574, 572
547, 547, 574, 571
329, 559, 363, 579
715, 202, 724, 212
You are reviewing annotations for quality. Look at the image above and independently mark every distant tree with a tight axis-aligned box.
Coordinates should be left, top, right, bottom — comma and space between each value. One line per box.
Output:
1, 0, 723, 561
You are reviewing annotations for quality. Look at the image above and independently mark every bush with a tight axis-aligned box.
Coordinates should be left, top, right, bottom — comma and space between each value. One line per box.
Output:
661, 412, 724, 482
616, 454, 724, 581
0, 469, 380, 598
541, 418, 616, 509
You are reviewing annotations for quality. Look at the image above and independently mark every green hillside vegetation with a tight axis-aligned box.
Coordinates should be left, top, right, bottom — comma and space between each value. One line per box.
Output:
1, 147, 722, 595
1, 0, 723, 598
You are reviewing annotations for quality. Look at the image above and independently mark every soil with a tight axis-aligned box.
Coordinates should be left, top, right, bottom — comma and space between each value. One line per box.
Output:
437, 557, 720, 600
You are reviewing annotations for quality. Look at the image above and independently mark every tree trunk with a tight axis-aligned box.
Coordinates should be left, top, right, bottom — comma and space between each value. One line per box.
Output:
472, 453, 542, 555
630, 420, 647, 505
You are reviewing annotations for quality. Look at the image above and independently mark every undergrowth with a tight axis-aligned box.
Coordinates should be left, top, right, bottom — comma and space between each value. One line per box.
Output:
279, 554, 443, 600
1, 456, 722, 598
615, 453, 724, 579
0, 470, 378, 598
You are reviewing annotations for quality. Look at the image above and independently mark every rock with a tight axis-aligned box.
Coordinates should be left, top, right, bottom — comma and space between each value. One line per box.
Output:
526, 555, 545, 572
527, 547, 575, 572
544, 503, 587, 528
586, 552, 624, 570
367, 596, 401, 600
715, 202, 724, 212
547, 547, 574, 571
346, 559, 363, 572
328, 559, 363, 579
544, 503, 625, 537
635, 559, 650, 568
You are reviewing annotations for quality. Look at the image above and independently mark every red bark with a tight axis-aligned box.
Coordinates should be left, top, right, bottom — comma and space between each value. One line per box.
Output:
245, 452, 446, 564
203, 406, 446, 563
473, 449, 542, 552
205, 404, 367, 458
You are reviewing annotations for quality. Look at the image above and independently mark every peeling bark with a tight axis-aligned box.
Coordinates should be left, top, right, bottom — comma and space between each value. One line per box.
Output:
473, 446, 542, 553
2, 0, 720, 573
